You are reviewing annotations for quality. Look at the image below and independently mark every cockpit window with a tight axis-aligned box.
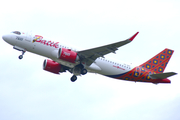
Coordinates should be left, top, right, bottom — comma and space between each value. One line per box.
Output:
12, 31, 21, 35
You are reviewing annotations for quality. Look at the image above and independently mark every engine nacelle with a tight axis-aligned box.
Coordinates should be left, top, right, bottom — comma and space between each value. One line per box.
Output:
58, 48, 79, 63
43, 59, 61, 74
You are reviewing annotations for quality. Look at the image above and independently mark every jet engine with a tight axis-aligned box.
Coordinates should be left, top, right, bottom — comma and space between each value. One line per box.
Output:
58, 48, 79, 63
43, 59, 62, 74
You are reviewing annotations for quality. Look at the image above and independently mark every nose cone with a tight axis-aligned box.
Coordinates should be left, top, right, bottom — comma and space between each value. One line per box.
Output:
2, 34, 11, 42
2, 34, 8, 41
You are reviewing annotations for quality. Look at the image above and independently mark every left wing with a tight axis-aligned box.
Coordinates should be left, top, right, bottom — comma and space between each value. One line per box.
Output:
78, 32, 139, 66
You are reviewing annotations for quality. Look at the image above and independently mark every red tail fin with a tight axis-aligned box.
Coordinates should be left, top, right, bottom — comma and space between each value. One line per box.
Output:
139, 48, 174, 73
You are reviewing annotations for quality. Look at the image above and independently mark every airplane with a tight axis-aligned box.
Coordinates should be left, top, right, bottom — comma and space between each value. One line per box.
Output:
2, 31, 177, 84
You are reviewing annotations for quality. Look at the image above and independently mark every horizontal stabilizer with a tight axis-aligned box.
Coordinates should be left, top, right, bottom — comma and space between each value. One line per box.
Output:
150, 72, 177, 79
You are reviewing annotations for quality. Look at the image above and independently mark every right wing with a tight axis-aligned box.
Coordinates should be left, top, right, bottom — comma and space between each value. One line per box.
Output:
77, 32, 139, 66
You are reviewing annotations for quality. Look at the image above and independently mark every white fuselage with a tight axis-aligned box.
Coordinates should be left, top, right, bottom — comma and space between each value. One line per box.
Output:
3, 32, 133, 77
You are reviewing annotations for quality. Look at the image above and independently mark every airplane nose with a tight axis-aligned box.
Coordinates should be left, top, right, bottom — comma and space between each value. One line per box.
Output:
2, 35, 7, 40
2, 34, 15, 45
2, 34, 10, 41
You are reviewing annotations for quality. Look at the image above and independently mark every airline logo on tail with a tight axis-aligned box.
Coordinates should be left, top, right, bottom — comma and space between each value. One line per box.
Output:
139, 48, 174, 74
108, 48, 176, 83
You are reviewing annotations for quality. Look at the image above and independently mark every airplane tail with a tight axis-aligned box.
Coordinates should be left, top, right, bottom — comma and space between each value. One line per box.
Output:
139, 48, 174, 74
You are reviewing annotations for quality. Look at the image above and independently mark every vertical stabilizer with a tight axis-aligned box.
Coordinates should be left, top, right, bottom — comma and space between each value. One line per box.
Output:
139, 48, 174, 73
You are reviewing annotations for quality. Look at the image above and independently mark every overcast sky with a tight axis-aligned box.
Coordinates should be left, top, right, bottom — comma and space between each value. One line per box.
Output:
0, 0, 180, 120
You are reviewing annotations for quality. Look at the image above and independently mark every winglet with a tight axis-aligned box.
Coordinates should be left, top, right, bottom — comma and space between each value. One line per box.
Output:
129, 32, 139, 41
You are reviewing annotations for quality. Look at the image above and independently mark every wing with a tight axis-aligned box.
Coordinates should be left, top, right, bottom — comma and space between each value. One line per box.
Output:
78, 32, 139, 66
